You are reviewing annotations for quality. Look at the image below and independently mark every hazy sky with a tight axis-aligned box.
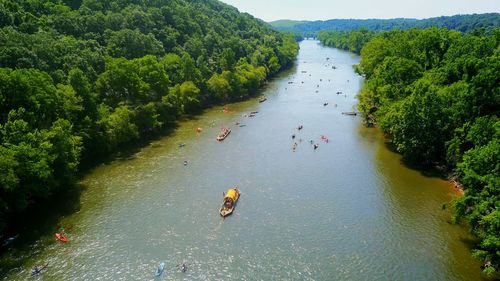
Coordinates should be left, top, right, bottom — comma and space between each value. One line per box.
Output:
218, 0, 500, 22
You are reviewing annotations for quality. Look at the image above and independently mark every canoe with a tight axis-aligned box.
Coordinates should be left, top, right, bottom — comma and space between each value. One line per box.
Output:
216, 128, 231, 141
55, 233, 68, 243
155, 262, 165, 277
259, 96, 267, 103
342, 111, 357, 116
220, 188, 240, 217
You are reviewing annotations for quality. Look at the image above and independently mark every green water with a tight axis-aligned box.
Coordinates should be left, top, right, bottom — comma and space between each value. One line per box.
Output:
1, 40, 484, 280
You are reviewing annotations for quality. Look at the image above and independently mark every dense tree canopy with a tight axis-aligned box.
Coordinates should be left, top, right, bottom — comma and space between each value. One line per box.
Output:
0, 0, 298, 236
272, 13, 500, 37
324, 28, 499, 275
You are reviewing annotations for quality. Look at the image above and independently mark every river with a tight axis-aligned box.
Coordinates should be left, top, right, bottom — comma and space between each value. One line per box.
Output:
1, 40, 485, 280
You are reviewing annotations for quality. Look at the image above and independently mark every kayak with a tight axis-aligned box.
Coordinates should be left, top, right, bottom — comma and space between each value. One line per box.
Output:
154, 262, 165, 277
31, 262, 49, 275
1, 234, 18, 247
55, 233, 68, 242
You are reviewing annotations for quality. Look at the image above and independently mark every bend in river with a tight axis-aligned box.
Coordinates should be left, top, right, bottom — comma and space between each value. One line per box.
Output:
2, 40, 485, 281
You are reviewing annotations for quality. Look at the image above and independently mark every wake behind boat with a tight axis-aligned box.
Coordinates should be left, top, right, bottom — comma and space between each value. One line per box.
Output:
216, 127, 231, 141
220, 187, 240, 217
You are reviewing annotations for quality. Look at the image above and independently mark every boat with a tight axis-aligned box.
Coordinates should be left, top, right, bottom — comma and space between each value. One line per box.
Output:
55, 233, 68, 243
31, 263, 49, 275
342, 111, 357, 116
2, 234, 18, 247
154, 262, 165, 277
220, 188, 240, 217
258, 96, 267, 103
216, 128, 231, 141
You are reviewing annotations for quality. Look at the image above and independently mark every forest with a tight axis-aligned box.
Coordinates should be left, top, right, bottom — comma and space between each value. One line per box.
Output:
0, 0, 298, 236
271, 13, 500, 36
320, 27, 499, 275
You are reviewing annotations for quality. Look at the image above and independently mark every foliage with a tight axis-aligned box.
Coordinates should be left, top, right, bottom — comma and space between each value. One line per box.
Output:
318, 29, 376, 54
0, 0, 298, 235
272, 13, 500, 35
350, 27, 499, 274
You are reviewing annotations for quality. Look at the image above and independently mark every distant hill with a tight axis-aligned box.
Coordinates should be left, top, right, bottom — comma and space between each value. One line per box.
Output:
268, 20, 309, 29
269, 13, 500, 35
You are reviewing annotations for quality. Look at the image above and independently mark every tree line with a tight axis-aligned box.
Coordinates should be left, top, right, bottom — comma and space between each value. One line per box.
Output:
271, 13, 500, 36
320, 27, 499, 275
0, 0, 298, 235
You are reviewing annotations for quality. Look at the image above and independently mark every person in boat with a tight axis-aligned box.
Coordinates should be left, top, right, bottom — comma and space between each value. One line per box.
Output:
224, 198, 233, 208
183, 160, 188, 166
32, 266, 42, 275
31, 263, 47, 275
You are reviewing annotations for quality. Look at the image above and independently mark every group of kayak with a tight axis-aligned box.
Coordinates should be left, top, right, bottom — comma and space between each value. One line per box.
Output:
30, 231, 187, 278
291, 125, 330, 151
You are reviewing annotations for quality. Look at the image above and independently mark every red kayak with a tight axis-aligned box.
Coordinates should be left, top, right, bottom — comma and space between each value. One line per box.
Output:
55, 233, 68, 243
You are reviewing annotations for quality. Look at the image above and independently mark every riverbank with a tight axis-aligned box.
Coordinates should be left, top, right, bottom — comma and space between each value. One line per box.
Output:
321, 29, 499, 275
0, 59, 295, 244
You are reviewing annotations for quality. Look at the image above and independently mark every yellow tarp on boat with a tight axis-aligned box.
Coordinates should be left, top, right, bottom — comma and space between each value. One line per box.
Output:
225, 188, 238, 201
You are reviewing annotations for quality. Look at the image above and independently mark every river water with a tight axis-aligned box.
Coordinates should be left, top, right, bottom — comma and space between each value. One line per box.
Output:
2, 40, 485, 280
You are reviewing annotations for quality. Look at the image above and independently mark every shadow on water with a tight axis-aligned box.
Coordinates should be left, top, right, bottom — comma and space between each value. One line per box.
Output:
0, 183, 83, 276
78, 123, 179, 173
0, 65, 296, 277
380, 134, 449, 180
0, 123, 182, 277
459, 236, 481, 251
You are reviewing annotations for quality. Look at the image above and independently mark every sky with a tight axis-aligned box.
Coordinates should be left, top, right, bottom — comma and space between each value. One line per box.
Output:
218, 0, 500, 22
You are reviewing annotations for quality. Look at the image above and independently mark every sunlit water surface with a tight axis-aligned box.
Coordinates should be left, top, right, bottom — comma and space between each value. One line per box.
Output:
2, 40, 484, 281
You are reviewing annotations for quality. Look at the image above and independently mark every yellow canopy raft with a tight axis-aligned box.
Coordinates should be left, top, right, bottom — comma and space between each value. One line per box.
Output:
220, 187, 240, 217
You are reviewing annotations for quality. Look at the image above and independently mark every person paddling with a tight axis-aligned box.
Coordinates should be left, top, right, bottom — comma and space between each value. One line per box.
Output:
31, 263, 48, 275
